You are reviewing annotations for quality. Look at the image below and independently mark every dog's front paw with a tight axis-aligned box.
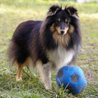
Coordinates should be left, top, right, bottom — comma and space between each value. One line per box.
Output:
16, 77, 22, 82
45, 84, 52, 90
45, 87, 52, 91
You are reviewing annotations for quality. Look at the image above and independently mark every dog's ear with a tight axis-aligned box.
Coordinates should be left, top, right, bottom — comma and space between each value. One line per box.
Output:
47, 5, 61, 17
65, 6, 79, 19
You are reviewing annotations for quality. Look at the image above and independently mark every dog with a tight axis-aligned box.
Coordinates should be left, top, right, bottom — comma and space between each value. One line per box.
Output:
8, 5, 81, 90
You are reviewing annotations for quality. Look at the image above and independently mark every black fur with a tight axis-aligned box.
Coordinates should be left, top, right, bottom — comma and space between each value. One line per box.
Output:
8, 5, 81, 67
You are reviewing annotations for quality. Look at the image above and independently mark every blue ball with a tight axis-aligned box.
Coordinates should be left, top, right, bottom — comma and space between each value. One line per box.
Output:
56, 65, 87, 95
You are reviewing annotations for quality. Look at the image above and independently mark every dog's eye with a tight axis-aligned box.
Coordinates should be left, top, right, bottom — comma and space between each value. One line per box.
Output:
55, 22, 59, 26
65, 19, 69, 24
56, 21, 59, 24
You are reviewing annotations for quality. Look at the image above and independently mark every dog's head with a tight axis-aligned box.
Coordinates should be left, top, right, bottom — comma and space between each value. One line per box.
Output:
47, 5, 79, 36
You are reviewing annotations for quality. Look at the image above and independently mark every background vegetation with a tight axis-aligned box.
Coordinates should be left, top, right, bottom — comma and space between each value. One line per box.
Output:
0, 0, 98, 97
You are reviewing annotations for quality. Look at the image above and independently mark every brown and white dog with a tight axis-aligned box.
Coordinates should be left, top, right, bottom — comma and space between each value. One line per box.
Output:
8, 5, 81, 90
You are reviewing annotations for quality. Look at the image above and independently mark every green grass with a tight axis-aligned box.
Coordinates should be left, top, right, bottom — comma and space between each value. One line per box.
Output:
0, 0, 98, 98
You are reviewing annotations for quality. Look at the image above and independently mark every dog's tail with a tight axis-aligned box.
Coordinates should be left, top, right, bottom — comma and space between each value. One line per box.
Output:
8, 41, 17, 65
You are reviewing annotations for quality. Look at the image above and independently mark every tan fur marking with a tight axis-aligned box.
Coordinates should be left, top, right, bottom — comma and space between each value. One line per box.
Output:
50, 12, 53, 15
15, 57, 33, 81
67, 9, 71, 15
65, 19, 68, 22
49, 8, 60, 16
68, 25, 74, 33
16, 64, 24, 81
58, 18, 60, 22
53, 8, 60, 15
50, 24, 55, 32
65, 27, 69, 33
56, 27, 60, 34
53, 31, 70, 47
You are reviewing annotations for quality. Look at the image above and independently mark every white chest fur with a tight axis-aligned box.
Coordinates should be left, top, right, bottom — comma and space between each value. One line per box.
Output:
47, 47, 75, 69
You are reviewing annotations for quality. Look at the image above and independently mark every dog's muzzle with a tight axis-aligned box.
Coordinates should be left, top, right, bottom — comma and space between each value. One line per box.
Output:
60, 30, 67, 35
61, 30, 65, 35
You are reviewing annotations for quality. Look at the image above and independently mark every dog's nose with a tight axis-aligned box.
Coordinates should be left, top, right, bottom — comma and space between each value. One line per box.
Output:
61, 30, 65, 35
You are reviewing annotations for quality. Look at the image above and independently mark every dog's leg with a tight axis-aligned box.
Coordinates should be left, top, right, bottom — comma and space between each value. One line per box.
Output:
36, 60, 51, 90
43, 63, 51, 90
16, 64, 24, 82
